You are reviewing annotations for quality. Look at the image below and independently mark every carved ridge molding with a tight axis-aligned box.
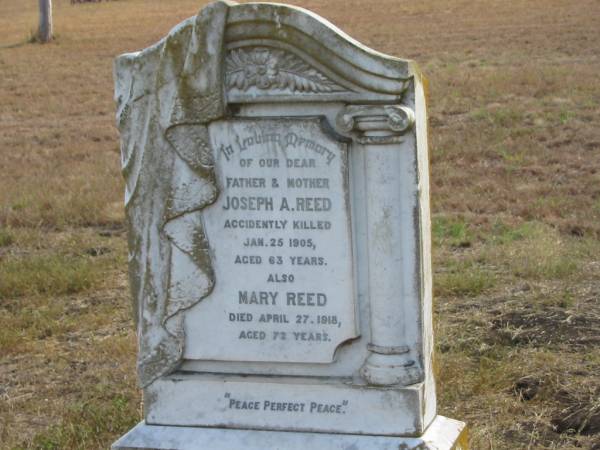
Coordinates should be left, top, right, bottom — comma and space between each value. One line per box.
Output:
225, 47, 345, 93
225, 3, 412, 97
336, 104, 415, 145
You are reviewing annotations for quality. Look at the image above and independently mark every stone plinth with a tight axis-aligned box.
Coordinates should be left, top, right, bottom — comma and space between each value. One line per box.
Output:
113, 416, 467, 450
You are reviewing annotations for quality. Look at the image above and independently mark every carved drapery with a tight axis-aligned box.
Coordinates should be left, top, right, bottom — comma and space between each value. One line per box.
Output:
114, 1, 232, 387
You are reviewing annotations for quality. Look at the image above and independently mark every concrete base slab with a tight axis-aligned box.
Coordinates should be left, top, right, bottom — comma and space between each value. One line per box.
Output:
112, 415, 467, 450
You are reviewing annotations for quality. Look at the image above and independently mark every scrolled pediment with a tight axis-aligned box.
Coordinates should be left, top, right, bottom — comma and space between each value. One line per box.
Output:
224, 2, 416, 103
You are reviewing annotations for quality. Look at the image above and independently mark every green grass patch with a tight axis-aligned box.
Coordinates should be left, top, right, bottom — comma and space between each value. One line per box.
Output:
558, 108, 575, 125
0, 228, 14, 247
488, 221, 536, 245
482, 222, 579, 281
435, 261, 496, 297
469, 106, 525, 127
496, 146, 527, 172
508, 227, 576, 280
432, 216, 472, 248
0, 254, 103, 299
0, 298, 74, 354
516, 253, 577, 280
27, 394, 139, 450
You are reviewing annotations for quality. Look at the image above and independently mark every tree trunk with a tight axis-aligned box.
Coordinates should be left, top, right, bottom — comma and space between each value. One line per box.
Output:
38, 0, 53, 43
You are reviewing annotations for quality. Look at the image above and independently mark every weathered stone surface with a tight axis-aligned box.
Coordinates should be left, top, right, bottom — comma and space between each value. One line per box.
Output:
113, 0, 464, 447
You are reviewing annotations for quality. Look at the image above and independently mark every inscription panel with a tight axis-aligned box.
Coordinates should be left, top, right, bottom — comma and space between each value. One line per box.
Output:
184, 118, 357, 363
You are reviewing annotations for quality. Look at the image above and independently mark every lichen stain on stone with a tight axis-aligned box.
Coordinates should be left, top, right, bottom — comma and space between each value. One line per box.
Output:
143, 383, 159, 410
373, 206, 393, 251
454, 426, 469, 449
115, 1, 231, 388
399, 444, 428, 450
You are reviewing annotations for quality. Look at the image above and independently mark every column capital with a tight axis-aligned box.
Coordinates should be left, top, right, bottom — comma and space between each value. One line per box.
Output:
335, 104, 415, 145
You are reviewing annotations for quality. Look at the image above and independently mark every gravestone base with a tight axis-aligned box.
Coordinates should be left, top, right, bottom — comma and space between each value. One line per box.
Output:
112, 416, 467, 450
143, 373, 429, 436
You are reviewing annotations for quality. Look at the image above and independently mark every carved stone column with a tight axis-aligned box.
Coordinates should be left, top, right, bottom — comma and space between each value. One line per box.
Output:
337, 105, 423, 386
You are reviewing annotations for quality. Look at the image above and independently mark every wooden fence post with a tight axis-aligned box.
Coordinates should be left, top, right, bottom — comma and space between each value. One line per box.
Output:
38, 0, 53, 43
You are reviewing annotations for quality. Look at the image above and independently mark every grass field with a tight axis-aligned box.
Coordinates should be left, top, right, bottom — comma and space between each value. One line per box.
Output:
1, 0, 599, 448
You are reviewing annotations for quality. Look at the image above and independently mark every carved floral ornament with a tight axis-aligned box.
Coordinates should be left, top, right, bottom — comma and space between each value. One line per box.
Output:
225, 47, 344, 93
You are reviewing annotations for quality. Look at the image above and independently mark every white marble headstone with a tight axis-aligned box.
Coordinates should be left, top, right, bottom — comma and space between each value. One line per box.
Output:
112, 1, 466, 448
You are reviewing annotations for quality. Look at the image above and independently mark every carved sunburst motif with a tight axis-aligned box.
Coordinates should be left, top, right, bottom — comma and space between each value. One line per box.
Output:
225, 47, 343, 93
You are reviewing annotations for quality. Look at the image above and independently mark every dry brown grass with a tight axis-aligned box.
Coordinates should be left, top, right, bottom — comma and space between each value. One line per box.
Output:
1, 0, 599, 448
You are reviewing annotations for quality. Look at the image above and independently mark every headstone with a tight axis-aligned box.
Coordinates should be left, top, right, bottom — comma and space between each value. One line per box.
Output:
112, 2, 467, 449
